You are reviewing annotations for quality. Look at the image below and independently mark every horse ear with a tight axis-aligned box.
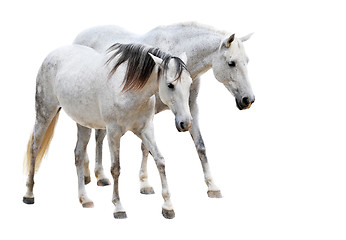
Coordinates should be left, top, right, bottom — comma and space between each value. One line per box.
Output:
179, 52, 188, 64
240, 33, 254, 42
224, 34, 235, 48
148, 53, 163, 66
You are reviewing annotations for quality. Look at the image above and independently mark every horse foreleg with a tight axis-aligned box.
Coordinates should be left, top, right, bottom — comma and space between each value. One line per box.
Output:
107, 126, 126, 219
189, 78, 222, 198
95, 129, 111, 186
139, 142, 155, 194
75, 124, 93, 208
140, 124, 175, 219
189, 123, 222, 198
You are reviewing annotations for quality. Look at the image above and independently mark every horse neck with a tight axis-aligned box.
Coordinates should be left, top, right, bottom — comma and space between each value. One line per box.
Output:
106, 57, 159, 105
184, 34, 221, 79
142, 24, 223, 79
130, 68, 159, 104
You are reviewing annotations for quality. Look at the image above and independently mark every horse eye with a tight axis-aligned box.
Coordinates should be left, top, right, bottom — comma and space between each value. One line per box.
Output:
228, 61, 236, 67
168, 83, 175, 89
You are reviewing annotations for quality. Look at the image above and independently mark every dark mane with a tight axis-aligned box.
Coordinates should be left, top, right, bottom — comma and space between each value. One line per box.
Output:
106, 43, 187, 92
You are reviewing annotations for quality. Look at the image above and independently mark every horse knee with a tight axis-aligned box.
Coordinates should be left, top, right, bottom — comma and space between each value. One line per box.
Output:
75, 157, 83, 167
74, 147, 85, 166
197, 145, 206, 157
155, 157, 166, 172
111, 164, 120, 178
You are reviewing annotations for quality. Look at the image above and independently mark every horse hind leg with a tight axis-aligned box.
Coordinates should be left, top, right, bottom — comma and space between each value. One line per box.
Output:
23, 62, 63, 204
83, 153, 91, 185
80, 129, 93, 185
75, 124, 94, 208
23, 107, 61, 204
94, 129, 111, 186
80, 129, 91, 185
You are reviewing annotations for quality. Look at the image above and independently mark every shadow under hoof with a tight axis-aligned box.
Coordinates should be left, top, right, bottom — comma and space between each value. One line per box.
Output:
207, 190, 223, 198
97, 179, 111, 186
23, 197, 35, 205
84, 176, 91, 185
162, 209, 175, 219
113, 211, 127, 219
140, 187, 155, 195
82, 201, 94, 208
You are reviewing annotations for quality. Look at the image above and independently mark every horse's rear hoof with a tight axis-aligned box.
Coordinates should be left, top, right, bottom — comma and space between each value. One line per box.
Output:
162, 209, 175, 219
140, 186, 155, 195
82, 201, 94, 208
84, 176, 91, 185
23, 197, 35, 205
113, 211, 127, 219
207, 190, 223, 198
97, 178, 111, 186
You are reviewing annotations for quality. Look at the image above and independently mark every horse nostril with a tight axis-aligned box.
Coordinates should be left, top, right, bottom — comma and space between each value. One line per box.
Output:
242, 97, 250, 106
180, 122, 185, 130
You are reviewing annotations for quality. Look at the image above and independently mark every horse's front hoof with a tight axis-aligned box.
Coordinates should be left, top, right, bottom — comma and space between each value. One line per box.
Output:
84, 176, 91, 185
113, 211, 127, 219
82, 201, 94, 208
162, 209, 175, 219
23, 197, 35, 205
140, 186, 155, 195
207, 190, 223, 198
97, 178, 111, 186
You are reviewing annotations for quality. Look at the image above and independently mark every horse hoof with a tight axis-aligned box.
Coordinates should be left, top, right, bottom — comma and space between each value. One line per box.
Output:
23, 197, 35, 205
162, 209, 175, 219
84, 176, 91, 185
82, 201, 94, 208
140, 187, 155, 195
207, 190, 223, 198
97, 178, 111, 186
113, 211, 127, 219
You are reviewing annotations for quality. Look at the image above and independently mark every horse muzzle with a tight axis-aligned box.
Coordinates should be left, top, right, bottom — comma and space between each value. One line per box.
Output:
175, 119, 192, 132
236, 96, 255, 110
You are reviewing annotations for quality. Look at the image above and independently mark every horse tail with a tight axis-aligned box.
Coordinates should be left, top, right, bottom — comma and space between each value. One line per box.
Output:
24, 111, 60, 174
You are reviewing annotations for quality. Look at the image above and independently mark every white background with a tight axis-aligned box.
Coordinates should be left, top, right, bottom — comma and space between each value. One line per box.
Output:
1, 0, 345, 239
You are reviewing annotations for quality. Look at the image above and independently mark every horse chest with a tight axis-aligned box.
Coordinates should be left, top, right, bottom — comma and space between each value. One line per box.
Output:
116, 101, 155, 132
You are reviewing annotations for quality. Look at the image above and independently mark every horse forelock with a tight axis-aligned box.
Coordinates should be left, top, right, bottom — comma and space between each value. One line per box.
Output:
160, 56, 187, 82
230, 38, 247, 59
219, 36, 246, 60
106, 43, 187, 92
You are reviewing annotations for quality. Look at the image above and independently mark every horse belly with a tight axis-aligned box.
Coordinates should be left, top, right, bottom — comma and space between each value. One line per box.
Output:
62, 102, 106, 129
55, 77, 106, 129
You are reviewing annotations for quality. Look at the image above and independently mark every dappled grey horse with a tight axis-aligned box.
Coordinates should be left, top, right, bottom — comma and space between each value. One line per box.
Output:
23, 43, 192, 219
74, 22, 255, 197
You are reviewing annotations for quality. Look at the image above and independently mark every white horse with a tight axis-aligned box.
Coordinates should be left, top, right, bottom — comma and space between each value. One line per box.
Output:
74, 22, 255, 197
23, 43, 192, 219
